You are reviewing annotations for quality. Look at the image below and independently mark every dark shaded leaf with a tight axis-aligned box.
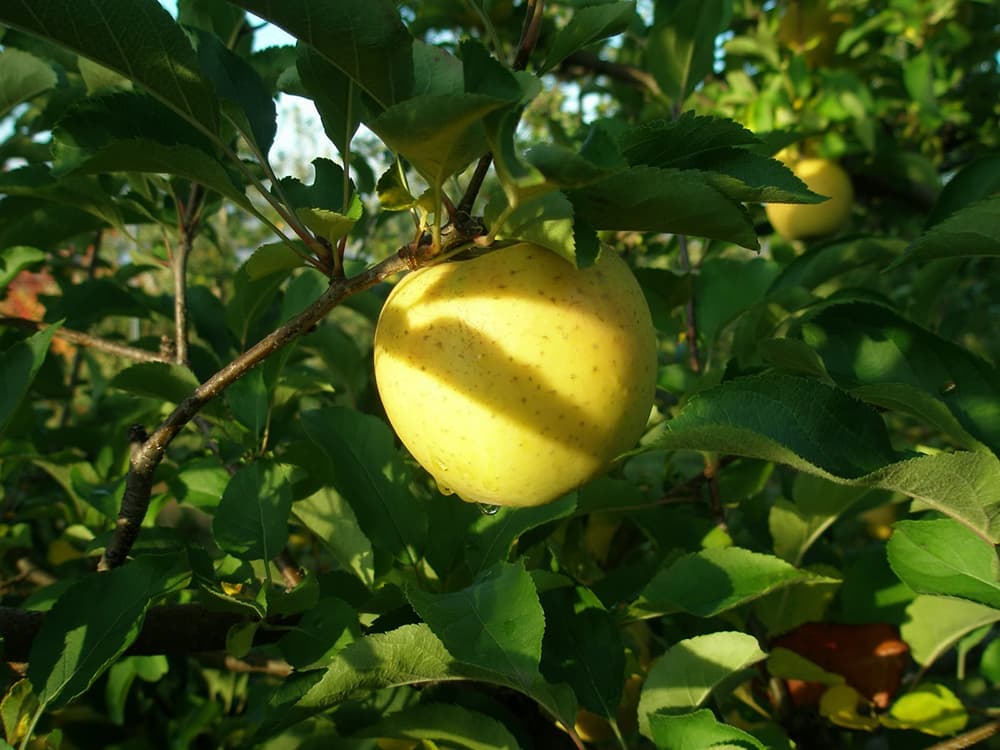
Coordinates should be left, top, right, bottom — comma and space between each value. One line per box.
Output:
27, 553, 190, 708
227, 0, 413, 110
0, 325, 57, 436
0, 0, 219, 132
213, 462, 292, 561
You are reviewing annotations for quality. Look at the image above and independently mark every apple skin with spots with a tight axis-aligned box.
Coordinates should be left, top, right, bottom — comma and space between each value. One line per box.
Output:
373, 243, 657, 508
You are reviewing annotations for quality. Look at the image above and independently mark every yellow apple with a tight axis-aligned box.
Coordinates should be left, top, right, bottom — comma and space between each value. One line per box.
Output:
373, 243, 657, 508
765, 158, 854, 240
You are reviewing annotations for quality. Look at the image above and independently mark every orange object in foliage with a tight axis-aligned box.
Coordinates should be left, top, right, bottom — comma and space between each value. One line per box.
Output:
774, 623, 909, 709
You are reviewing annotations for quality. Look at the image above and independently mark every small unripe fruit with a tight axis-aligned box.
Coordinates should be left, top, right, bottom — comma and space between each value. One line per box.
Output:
373, 243, 657, 508
766, 158, 854, 240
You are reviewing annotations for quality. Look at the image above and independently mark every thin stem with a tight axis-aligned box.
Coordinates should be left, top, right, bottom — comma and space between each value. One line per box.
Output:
174, 183, 205, 366
677, 233, 702, 373
513, 0, 545, 71
0, 318, 171, 363
456, 153, 494, 219
19, 702, 45, 750
925, 719, 1000, 750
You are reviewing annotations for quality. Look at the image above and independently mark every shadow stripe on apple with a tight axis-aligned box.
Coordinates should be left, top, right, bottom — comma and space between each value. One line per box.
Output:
374, 243, 657, 508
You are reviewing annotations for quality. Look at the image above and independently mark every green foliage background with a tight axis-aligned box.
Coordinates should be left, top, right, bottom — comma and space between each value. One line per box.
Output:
0, 0, 998, 748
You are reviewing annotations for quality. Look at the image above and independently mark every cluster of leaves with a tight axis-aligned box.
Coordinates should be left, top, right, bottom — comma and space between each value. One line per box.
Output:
0, 0, 998, 749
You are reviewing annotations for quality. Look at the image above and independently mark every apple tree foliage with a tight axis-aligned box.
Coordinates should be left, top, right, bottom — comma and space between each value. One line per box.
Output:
0, 0, 999, 748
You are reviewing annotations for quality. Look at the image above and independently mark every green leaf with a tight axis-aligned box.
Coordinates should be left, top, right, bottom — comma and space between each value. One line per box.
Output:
51, 93, 249, 209
880, 683, 968, 737
540, 586, 624, 718
292, 488, 375, 587
540, 1, 637, 72
632, 547, 833, 619
369, 93, 509, 190
892, 196, 1000, 266
647, 0, 730, 104
0, 48, 56, 118
359, 703, 523, 749
647, 373, 1000, 543
649, 709, 767, 750
925, 154, 1000, 227
193, 29, 277, 153
295, 46, 364, 156
486, 191, 581, 265
769, 474, 871, 565
0, 0, 219, 133
637, 631, 766, 737
225, 367, 269, 442
887, 519, 1000, 609
242, 241, 307, 281
227, 0, 413, 110
110, 363, 200, 406
27, 553, 190, 709
300, 408, 427, 561
850, 383, 985, 452
407, 562, 544, 695
44, 278, 150, 329
466, 493, 576, 575
258, 623, 574, 739
278, 158, 363, 243
568, 166, 759, 250
0, 325, 57, 437
277, 597, 360, 670
0, 167, 126, 232
801, 301, 1000, 453
648, 373, 901, 478
767, 648, 844, 686
769, 237, 905, 292
104, 654, 170, 726
226, 251, 296, 346
620, 113, 759, 166
0, 195, 107, 253
213, 462, 292, 562
0, 246, 45, 291
901, 595, 1000, 667
695, 256, 781, 345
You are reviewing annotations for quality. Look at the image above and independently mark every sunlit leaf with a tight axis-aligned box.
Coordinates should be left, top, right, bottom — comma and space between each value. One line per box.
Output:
637, 631, 766, 737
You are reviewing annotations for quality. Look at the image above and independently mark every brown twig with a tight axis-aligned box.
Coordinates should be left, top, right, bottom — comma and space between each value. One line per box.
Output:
559, 50, 664, 97
0, 318, 170, 364
273, 548, 305, 590
925, 720, 1000, 749
98, 243, 426, 571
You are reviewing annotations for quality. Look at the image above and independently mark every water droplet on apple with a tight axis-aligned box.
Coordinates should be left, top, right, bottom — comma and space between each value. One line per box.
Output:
435, 478, 454, 496
478, 503, 500, 515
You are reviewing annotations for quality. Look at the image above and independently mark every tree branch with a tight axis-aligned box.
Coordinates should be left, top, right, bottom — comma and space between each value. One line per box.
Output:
559, 50, 664, 97
98, 240, 441, 571
0, 318, 171, 364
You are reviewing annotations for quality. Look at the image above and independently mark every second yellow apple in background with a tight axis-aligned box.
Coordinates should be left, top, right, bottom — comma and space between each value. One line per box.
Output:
766, 158, 854, 241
